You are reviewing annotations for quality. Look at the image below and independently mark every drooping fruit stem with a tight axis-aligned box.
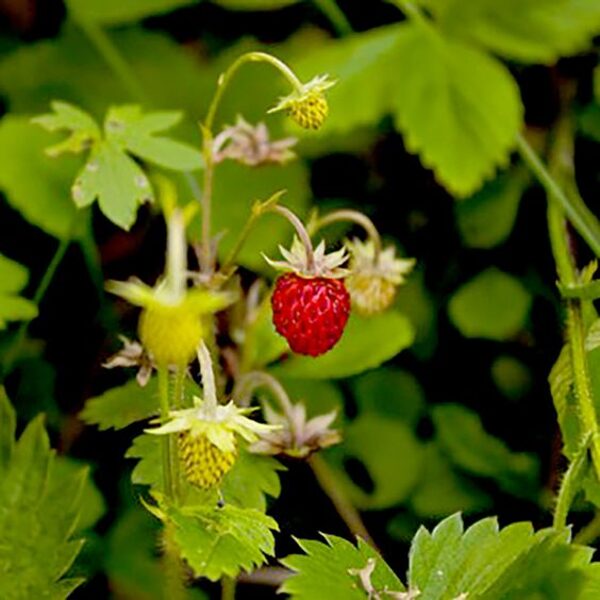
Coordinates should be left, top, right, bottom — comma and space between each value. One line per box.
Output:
158, 365, 175, 501
310, 209, 382, 260
268, 204, 316, 272
200, 52, 304, 274
165, 209, 187, 301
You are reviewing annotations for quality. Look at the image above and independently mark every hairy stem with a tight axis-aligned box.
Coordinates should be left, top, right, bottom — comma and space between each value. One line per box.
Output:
197, 341, 218, 415
308, 454, 375, 548
553, 432, 592, 529
158, 366, 176, 500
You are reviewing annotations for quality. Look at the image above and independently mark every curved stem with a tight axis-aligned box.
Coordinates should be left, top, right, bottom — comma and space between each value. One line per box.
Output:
308, 454, 376, 548
574, 511, 600, 545
268, 205, 316, 272
204, 52, 303, 134
221, 576, 237, 600
311, 209, 382, 259
235, 371, 295, 417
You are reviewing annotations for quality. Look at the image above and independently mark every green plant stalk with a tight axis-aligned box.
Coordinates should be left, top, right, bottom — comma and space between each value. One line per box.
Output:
221, 576, 237, 600
553, 432, 592, 529
574, 511, 600, 545
308, 453, 375, 548
312, 0, 353, 35
546, 118, 600, 505
200, 52, 303, 274
158, 366, 175, 500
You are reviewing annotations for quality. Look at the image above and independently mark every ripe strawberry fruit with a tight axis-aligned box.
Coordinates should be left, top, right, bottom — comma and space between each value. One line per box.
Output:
265, 236, 351, 357
272, 273, 350, 356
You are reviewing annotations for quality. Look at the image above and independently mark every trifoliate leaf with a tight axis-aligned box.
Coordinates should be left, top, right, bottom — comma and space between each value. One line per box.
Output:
392, 24, 522, 197
0, 254, 37, 329
0, 390, 86, 599
448, 268, 532, 340
103, 105, 203, 171
166, 503, 278, 581
81, 378, 160, 430
326, 414, 424, 510
34, 102, 202, 230
428, 0, 600, 64
281, 534, 405, 599
65, 0, 197, 25
0, 116, 80, 239
270, 311, 414, 379
455, 169, 528, 249
432, 404, 539, 497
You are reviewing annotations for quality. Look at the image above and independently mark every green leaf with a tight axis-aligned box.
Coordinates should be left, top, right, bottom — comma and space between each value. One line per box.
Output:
448, 268, 532, 340
410, 443, 493, 518
66, 0, 197, 25
392, 24, 522, 197
0, 116, 79, 239
428, 0, 600, 64
327, 414, 424, 509
455, 169, 527, 249
549, 343, 581, 458
127, 433, 283, 511
432, 404, 539, 497
0, 254, 38, 329
579, 103, 600, 142
0, 392, 87, 598
81, 378, 160, 430
167, 503, 278, 581
491, 355, 533, 400
215, 0, 299, 9
278, 378, 345, 422
54, 457, 107, 531
104, 105, 203, 171
408, 514, 536, 599
281, 535, 405, 599
352, 367, 425, 425
270, 311, 414, 379
73, 139, 152, 229
105, 507, 207, 600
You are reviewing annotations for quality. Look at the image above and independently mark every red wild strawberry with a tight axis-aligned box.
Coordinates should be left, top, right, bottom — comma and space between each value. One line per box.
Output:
272, 273, 350, 356
265, 236, 351, 357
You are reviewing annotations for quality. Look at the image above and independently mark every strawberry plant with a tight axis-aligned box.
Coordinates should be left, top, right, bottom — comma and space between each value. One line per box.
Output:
1, 1, 600, 598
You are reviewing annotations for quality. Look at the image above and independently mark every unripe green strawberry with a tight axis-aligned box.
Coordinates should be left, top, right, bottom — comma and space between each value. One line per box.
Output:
139, 303, 203, 367
178, 431, 237, 489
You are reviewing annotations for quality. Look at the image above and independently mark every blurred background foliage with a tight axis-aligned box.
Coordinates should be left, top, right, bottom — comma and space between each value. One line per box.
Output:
0, 0, 599, 598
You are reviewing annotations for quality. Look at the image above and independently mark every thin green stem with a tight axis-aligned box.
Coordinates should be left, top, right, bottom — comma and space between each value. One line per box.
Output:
74, 15, 149, 104
221, 576, 237, 600
311, 209, 382, 258
312, 0, 353, 35
518, 134, 600, 259
268, 205, 316, 272
553, 432, 592, 529
2, 234, 72, 379
308, 454, 375, 548
158, 366, 175, 500
394, 0, 432, 28
200, 52, 303, 273
574, 511, 600, 545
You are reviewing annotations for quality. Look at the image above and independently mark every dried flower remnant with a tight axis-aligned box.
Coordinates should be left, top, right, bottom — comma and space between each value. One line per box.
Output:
103, 335, 154, 386
213, 116, 297, 166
